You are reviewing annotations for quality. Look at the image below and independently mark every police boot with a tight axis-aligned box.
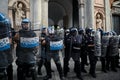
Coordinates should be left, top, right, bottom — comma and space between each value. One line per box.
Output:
7, 64, 13, 80
38, 67, 42, 75
89, 69, 96, 78
101, 58, 107, 73
111, 57, 117, 72
38, 59, 44, 75
55, 62, 65, 80
17, 67, 26, 80
75, 61, 83, 80
44, 61, 52, 80
89, 73, 96, 78
89, 63, 97, 78
63, 59, 69, 77
81, 64, 87, 73
115, 56, 120, 68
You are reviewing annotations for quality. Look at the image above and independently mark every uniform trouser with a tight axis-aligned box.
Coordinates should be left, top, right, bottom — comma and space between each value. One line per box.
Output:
7, 64, 13, 80
74, 61, 81, 77
46, 53, 64, 78
81, 50, 88, 70
88, 50, 97, 74
38, 58, 46, 72
17, 62, 36, 80
38, 48, 47, 72
63, 55, 70, 75
100, 57, 107, 71
106, 56, 116, 70
115, 54, 119, 67
64, 51, 81, 77
63, 48, 71, 75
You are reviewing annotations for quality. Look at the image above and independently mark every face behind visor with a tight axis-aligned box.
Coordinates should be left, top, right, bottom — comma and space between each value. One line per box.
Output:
21, 18, 31, 30
70, 28, 78, 36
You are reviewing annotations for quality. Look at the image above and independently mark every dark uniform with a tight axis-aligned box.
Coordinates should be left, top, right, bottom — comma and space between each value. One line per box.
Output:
14, 19, 38, 80
43, 27, 64, 80
85, 28, 97, 78
38, 27, 49, 75
0, 13, 13, 80
100, 32, 109, 72
107, 32, 119, 72
78, 28, 88, 73
64, 28, 83, 80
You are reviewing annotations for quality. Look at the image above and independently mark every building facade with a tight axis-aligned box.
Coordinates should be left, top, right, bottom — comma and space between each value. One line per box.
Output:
0, 0, 120, 33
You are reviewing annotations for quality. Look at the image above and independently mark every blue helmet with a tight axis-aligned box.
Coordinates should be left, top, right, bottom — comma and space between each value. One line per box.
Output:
21, 18, 31, 30
0, 13, 11, 28
0, 13, 6, 21
21, 18, 30, 24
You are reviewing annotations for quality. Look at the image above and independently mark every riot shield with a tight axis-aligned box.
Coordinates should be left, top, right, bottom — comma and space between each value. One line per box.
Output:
101, 36, 109, 57
109, 36, 119, 56
94, 30, 101, 57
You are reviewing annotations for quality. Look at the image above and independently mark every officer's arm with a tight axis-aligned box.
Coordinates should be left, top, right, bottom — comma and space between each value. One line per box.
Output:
13, 33, 20, 43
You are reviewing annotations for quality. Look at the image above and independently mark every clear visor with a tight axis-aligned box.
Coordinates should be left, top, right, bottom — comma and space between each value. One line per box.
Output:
22, 23, 30, 30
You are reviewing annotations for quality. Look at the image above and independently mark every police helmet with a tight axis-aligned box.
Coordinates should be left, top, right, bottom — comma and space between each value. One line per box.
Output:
102, 32, 107, 36
78, 28, 84, 34
22, 18, 30, 24
111, 31, 117, 36
0, 13, 7, 26
70, 27, 77, 33
48, 26, 55, 34
41, 26, 46, 31
21, 18, 31, 30
0, 13, 11, 28
106, 31, 112, 36
0, 13, 6, 21
85, 27, 93, 34
65, 29, 70, 33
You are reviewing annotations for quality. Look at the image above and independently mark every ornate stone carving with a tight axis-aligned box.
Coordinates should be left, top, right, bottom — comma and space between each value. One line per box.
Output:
96, 13, 103, 29
14, 1, 26, 27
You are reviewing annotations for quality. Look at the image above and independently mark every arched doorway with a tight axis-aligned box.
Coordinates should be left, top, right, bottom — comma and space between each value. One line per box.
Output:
48, 0, 79, 29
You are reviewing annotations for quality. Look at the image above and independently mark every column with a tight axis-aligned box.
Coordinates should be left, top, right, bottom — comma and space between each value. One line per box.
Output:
78, 0, 85, 28
105, 0, 111, 31
41, 0, 49, 27
30, 0, 42, 30
0, 0, 8, 16
86, 0, 94, 28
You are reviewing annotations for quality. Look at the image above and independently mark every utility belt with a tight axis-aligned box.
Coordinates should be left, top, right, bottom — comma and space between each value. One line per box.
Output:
88, 44, 94, 47
73, 46, 81, 50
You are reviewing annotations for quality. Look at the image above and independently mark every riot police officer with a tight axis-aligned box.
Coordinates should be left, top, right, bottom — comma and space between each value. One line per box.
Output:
64, 27, 83, 80
38, 27, 47, 75
14, 18, 39, 80
107, 31, 119, 72
0, 13, 13, 80
43, 26, 65, 80
78, 28, 88, 73
85, 28, 97, 78
100, 32, 109, 73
